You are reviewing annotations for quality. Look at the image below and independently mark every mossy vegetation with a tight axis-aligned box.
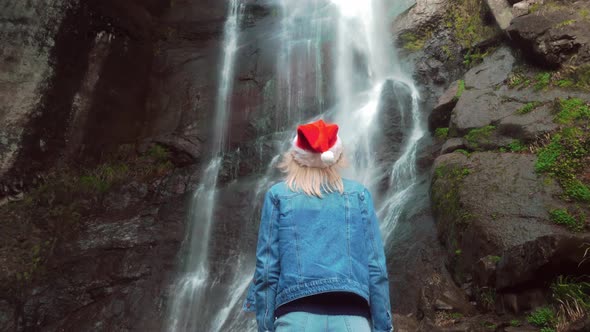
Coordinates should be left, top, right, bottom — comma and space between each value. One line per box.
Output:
514, 276, 590, 331
555, 19, 576, 28
399, 30, 432, 52
455, 149, 471, 157
507, 140, 528, 152
454, 80, 466, 101
477, 287, 496, 311
534, 98, 590, 210
465, 125, 495, 148
549, 208, 585, 231
450, 312, 463, 319
567, 64, 590, 91
516, 101, 542, 115
435, 127, 449, 139
554, 98, 590, 125
535, 72, 552, 91
508, 66, 590, 92
432, 164, 474, 263
529, 0, 568, 14
527, 307, 556, 329
552, 276, 590, 310
445, 0, 500, 66
0, 143, 175, 287
481, 321, 496, 330
463, 48, 491, 67
508, 71, 532, 88
499, 139, 529, 153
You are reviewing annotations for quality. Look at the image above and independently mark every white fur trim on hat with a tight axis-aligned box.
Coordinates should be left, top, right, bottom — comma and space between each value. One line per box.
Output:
292, 136, 343, 168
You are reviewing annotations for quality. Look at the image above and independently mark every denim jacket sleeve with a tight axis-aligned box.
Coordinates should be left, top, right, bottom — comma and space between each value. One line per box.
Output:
363, 189, 394, 332
253, 190, 280, 332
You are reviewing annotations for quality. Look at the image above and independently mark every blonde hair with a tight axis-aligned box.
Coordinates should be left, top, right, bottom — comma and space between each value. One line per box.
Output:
278, 151, 346, 197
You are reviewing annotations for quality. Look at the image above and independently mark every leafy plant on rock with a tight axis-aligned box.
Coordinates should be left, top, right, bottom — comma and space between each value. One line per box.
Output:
535, 99, 590, 206
549, 209, 584, 232
555, 98, 590, 125
517, 101, 542, 115
527, 307, 556, 329
535, 72, 552, 91
552, 276, 590, 330
507, 140, 528, 152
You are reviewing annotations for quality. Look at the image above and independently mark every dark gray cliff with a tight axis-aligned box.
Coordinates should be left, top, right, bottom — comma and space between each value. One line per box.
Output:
394, 0, 590, 330
0, 0, 230, 330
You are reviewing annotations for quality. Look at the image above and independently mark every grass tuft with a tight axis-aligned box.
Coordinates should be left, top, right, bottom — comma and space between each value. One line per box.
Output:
454, 80, 466, 101
517, 101, 542, 115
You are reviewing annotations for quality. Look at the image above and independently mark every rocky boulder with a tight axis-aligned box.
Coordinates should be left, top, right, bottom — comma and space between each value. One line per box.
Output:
429, 80, 461, 131
507, 1, 590, 67
0, 0, 230, 198
485, 0, 514, 30
447, 46, 588, 145
463, 47, 515, 90
431, 152, 572, 284
494, 234, 590, 290
392, 0, 450, 36
0, 163, 198, 331
449, 83, 587, 141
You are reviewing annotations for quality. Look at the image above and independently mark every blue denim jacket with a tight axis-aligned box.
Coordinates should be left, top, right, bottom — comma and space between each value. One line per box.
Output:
243, 179, 393, 332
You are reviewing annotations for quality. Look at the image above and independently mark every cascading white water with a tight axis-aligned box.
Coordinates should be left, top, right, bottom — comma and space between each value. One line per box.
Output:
165, 0, 424, 331
165, 1, 244, 331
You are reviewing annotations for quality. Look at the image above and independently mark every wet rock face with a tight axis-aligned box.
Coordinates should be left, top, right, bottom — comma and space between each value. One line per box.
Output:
447, 47, 586, 142
0, 0, 231, 330
507, 1, 590, 67
7, 166, 198, 331
0, 0, 74, 190
432, 152, 564, 261
0, 0, 228, 198
0, 299, 15, 332
377, 80, 414, 167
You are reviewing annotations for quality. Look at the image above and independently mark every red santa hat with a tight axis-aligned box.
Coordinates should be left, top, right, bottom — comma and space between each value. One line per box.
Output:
292, 119, 343, 168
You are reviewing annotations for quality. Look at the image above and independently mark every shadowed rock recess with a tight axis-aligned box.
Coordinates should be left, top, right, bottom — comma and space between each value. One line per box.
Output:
1, 0, 590, 331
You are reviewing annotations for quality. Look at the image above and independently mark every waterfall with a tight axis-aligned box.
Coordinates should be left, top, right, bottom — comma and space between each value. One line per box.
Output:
165, 1, 244, 331
165, 0, 424, 331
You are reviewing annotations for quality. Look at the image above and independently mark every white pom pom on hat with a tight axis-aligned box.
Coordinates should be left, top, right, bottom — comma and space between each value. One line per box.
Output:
291, 119, 343, 168
321, 151, 335, 165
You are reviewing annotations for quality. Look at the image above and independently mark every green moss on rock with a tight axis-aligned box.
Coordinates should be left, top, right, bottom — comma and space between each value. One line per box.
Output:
555, 98, 590, 124
445, 0, 499, 51
508, 66, 590, 92
0, 143, 176, 289
432, 163, 475, 259
435, 127, 450, 139
454, 80, 466, 101
549, 208, 585, 232
516, 101, 542, 115
399, 31, 431, 52
465, 125, 496, 148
